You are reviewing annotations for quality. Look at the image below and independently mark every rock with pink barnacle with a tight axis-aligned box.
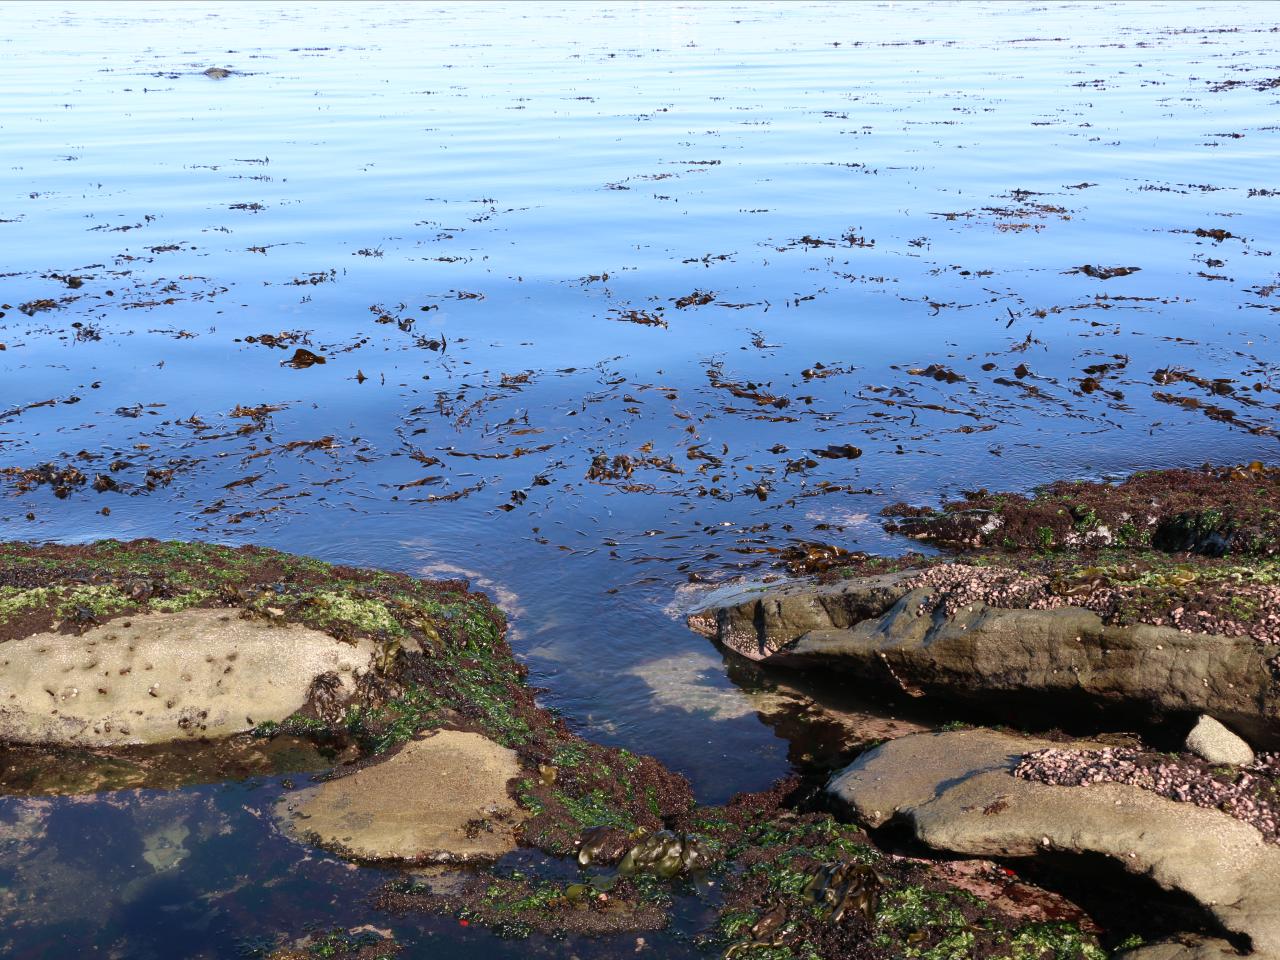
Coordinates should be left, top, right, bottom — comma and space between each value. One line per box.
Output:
1185, 714, 1255, 766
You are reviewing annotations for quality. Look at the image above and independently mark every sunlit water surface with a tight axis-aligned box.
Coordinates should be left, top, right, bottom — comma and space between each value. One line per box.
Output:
2, 1, 1279, 955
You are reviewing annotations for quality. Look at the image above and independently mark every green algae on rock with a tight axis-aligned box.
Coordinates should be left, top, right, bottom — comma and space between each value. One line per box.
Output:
0, 540, 694, 859
686, 779, 1107, 960
0, 541, 1125, 955
264, 926, 401, 960
375, 781, 1109, 957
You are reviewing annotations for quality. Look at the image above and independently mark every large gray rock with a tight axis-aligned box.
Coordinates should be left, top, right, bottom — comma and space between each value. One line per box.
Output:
828, 730, 1280, 957
1186, 715, 1255, 766
0, 609, 376, 746
690, 573, 1280, 747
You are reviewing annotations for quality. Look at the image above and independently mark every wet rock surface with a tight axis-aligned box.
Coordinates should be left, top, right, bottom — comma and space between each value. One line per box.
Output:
0, 539, 695, 828
687, 571, 916, 662
828, 729, 1280, 957
0, 525, 1268, 957
277, 730, 526, 862
685, 467, 1280, 957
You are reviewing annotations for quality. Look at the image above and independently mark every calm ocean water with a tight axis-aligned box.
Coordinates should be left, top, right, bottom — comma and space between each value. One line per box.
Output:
1, 2, 1278, 954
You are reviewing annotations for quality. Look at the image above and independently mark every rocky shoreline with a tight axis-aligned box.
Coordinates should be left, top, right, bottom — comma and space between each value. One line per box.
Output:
686, 465, 1280, 959
5, 467, 1280, 960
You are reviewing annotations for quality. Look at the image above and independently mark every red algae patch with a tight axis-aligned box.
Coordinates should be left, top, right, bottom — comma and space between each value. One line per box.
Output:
884, 464, 1280, 558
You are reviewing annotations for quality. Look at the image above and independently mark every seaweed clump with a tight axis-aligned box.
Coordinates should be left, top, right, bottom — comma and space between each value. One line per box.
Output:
262, 927, 400, 960
688, 781, 1106, 960
882, 463, 1280, 558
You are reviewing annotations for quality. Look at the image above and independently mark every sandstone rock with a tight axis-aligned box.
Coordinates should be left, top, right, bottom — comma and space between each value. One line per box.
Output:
691, 574, 1280, 747
0, 609, 376, 746
277, 730, 526, 862
1186, 715, 1255, 766
828, 730, 1280, 956
686, 571, 915, 661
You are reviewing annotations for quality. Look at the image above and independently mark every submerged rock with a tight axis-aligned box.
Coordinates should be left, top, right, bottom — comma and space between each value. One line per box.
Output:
0, 608, 376, 746
827, 729, 1280, 957
1186, 715, 1255, 766
277, 730, 526, 862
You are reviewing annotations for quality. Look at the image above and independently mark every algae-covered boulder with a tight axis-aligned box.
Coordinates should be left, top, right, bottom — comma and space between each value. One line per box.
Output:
0, 540, 461, 752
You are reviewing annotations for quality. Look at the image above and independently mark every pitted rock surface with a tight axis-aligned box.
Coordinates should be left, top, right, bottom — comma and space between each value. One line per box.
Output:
0, 608, 376, 746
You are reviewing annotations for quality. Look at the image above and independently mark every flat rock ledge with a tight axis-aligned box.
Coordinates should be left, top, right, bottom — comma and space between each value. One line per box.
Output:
276, 730, 526, 862
0, 608, 376, 746
689, 571, 1280, 747
827, 729, 1280, 959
